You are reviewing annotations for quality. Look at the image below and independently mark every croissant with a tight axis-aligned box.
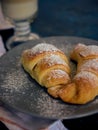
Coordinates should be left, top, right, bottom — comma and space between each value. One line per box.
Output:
21, 43, 71, 98
21, 43, 98, 104
59, 43, 98, 104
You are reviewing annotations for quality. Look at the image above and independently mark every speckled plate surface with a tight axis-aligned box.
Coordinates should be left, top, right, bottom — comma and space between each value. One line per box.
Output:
0, 36, 98, 120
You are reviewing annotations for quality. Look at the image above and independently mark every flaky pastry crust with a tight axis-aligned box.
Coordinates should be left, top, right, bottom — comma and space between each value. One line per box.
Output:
21, 43, 71, 98
59, 43, 98, 104
21, 43, 98, 104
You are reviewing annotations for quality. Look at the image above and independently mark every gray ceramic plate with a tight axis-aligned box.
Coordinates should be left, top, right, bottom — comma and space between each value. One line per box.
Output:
0, 36, 98, 120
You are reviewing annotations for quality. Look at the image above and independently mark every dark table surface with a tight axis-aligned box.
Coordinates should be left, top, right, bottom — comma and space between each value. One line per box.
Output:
0, 0, 98, 129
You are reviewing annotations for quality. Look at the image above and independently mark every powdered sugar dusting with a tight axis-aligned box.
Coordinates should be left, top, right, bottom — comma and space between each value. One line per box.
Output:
74, 71, 98, 86
42, 54, 67, 66
79, 59, 98, 71
31, 43, 60, 54
48, 69, 68, 80
74, 43, 86, 50
80, 45, 98, 57
1, 69, 28, 93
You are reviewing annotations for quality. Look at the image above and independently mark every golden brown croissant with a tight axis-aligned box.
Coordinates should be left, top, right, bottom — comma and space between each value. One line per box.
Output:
59, 43, 98, 104
21, 43, 98, 104
21, 43, 71, 98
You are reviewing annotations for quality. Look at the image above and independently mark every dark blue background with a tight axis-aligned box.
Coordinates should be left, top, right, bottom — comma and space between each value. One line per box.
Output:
32, 0, 98, 41
1, 0, 98, 47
